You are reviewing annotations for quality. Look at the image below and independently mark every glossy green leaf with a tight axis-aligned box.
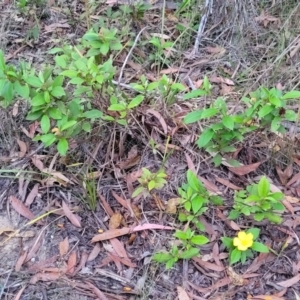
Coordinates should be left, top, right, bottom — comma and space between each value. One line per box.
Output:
57, 138, 68, 156
230, 248, 241, 265
251, 242, 269, 253
40, 114, 50, 133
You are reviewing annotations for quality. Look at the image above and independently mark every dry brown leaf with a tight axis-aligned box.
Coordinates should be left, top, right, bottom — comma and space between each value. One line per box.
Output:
84, 281, 108, 300
109, 212, 123, 229
25, 232, 44, 263
67, 251, 77, 275
227, 267, 246, 286
199, 176, 221, 194
98, 193, 114, 216
285, 195, 300, 203
31, 156, 44, 171
160, 67, 184, 75
229, 161, 262, 176
286, 172, 300, 187
73, 250, 88, 275
220, 83, 234, 95
216, 209, 240, 231
166, 198, 180, 214
206, 46, 226, 55
30, 272, 61, 284
147, 109, 168, 135
193, 257, 225, 272
119, 145, 140, 170
111, 191, 128, 209
62, 201, 81, 228
92, 224, 174, 242
44, 22, 70, 32
214, 176, 242, 190
153, 193, 165, 210
59, 237, 69, 256
25, 183, 39, 207
177, 286, 190, 300
10, 196, 35, 220
247, 295, 285, 300
210, 76, 234, 85
15, 248, 28, 272
255, 10, 279, 27
109, 238, 137, 268
87, 243, 101, 262
185, 152, 196, 173
17, 139, 27, 158
277, 273, 300, 287
13, 285, 27, 300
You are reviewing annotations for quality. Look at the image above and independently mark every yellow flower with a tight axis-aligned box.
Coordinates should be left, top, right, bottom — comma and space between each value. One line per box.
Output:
51, 127, 61, 135
233, 231, 254, 251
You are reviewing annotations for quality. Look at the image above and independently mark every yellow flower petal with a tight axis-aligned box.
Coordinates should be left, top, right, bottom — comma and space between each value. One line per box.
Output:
233, 231, 254, 251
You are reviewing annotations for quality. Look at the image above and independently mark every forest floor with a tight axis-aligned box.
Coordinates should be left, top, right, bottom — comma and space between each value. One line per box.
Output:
1, 0, 300, 299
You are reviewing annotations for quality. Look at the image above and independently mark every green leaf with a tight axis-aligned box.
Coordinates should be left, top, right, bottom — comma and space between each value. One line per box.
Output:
190, 235, 209, 245
128, 95, 144, 109
258, 105, 273, 118
55, 55, 67, 68
201, 108, 219, 119
25, 76, 43, 88
82, 109, 103, 119
61, 70, 78, 78
57, 138, 68, 156
26, 110, 43, 121
254, 213, 265, 222
184, 110, 203, 124
148, 180, 156, 191
251, 242, 269, 253
222, 115, 234, 130
2, 81, 14, 103
82, 122, 91, 132
230, 248, 242, 265
178, 212, 188, 222
212, 154, 222, 166
282, 90, 300, 100
272, 202, 285, 211
108, 103, 126, 111
187, 170, 201, 191
83, 32, 99, 42
100, 42, 110, 55
70, 77, 84, 85
221, 237, 233, 249
48, 108, 62, 120
132, 186, 144, 198
40, 115, 50, 133
197, 129, 214, 148
51, 86, 65, 97
265, 213, 282, 224
61, 120, 77, 131
257, 176, 270, 198
38, 133, 56, 146
240, 251, 247, 264
191, 197, 203, 214
48, 47, 63, 54
14, 81, 29, 99
271, 117, 281, 132
183, 89, 206, 100
228, 210, 240, 220
180, 247, 199, 259
247, 228, 260, 240
31, 93, 45, 106
174, 230, 188, 240
153, 252, 173, 263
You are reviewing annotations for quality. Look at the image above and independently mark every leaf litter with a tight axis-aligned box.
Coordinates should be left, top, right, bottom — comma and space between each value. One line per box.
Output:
1, 0, 300, 299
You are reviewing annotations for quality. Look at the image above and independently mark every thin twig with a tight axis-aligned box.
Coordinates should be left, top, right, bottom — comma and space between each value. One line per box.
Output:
193, 0, 213, 54
117, 27, 148, 87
